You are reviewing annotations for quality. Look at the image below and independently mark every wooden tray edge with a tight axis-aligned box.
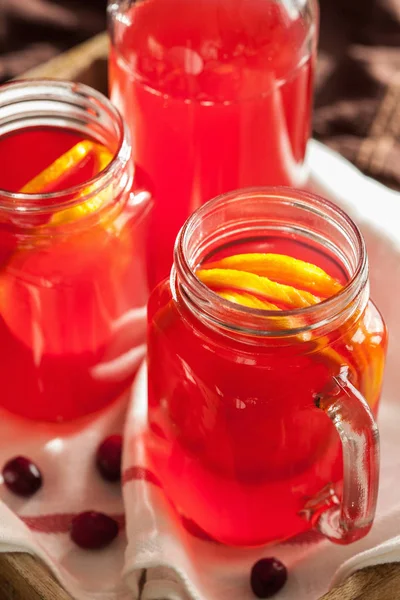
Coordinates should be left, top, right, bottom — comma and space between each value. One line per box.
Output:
16, 32, 109, 95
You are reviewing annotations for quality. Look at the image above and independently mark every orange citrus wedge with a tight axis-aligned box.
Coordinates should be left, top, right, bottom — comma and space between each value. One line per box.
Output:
93, 145, 114, 173
196, 268, 320, 309
217, 285, 347, 375
19, 140, 113, 226
20, 140, 96, 194
204, 253, 342, 298
49, 145, 113, 226
217, 290, 280, 310
197, 256, 352, 379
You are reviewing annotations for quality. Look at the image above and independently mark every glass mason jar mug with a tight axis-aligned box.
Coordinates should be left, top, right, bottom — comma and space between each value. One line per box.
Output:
147, 188, 387, 547
108, 0, 318, 287
0, 80, 151, 422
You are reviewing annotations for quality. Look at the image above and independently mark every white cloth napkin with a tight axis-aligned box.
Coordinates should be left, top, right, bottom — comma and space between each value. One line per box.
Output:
1, 140, 400, 600
0, 395, 131, 600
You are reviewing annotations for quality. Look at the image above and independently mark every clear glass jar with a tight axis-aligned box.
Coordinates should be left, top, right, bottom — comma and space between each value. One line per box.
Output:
108, 0, 319, 287
147, 187, 387, 547
0, 80, 152, 422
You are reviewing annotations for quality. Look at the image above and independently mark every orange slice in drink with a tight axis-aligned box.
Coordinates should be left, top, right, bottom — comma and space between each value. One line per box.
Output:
0, 142, 144, 356
196, 268, 320, 309
197, 255, 351, 378
218, 283, 347, 377
19, 140, 113, 226
49, 144, 113, 226
217, 290, 280, 310
20, 140, 96, 194
203, 253, 343, 297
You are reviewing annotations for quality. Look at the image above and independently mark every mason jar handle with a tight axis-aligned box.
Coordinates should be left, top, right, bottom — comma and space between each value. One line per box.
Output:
303, 369, 380, 544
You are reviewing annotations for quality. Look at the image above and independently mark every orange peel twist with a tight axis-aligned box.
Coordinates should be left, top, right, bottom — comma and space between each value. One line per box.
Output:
19, 140, 113, 226
204, 253, 343, 297
197, 268, 320, 309
196, 255, 374, 400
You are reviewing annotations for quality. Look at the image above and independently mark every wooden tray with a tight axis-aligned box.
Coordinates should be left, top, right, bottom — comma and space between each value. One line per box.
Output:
1, 552, 400, 600
1, 32, 399, 600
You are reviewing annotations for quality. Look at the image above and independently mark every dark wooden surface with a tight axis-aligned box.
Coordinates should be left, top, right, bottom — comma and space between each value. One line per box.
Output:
1, 553, 400, 599
320, 563, 400, 599
0, 553, 72, 599
21, 32, 109, 96
3, 32, 400, 600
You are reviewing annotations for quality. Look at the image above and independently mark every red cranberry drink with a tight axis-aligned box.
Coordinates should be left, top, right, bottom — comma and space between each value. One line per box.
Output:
146, 188, 386, 547
0, 81, 150, 422
109, 0, 318, 286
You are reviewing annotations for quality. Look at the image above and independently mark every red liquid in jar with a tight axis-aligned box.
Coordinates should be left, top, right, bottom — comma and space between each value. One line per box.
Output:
0, 127, 148, 421
0, 128, 99, 193
147, 236, 387, 546
109, 0, 315, 286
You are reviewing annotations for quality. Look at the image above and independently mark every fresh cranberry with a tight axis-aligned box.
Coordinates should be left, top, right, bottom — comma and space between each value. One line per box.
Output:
96, 435, 123, 482
250, 558, 287, 598
2, 456, 42, 497
70, 511, 119, 549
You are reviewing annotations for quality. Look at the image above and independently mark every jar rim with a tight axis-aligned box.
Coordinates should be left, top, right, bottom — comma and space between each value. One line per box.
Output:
0, 79, 129, 212
174, 187, 369, 338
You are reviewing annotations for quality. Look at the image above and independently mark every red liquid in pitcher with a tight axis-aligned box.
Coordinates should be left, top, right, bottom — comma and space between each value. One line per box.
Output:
110, 0, 315, 286
147, 236, 386, 546
0, 127, 148, 421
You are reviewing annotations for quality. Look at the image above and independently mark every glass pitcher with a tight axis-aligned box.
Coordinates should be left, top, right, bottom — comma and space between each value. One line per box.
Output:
108, 0, 319, 287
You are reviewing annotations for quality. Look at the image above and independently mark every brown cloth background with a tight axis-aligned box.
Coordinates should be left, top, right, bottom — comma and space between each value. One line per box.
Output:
0, 0, 399, 190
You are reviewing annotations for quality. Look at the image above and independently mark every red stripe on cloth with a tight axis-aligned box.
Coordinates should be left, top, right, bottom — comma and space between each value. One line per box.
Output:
21, 513, 125, 533
19, 465, 325, 544
122, 466, 162, 488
